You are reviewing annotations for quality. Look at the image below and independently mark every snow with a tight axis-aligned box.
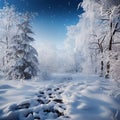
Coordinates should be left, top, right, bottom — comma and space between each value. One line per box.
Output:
0, 74, 120, 120
0, 1, 120, 120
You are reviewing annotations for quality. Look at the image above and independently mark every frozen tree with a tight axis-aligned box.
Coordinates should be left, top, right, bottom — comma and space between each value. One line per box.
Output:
64, 0, 104, 74
64, 0, 120, 80
85, 0, 120, 79
6, 14, 39, 79
0, 3, 39, 79
104, 5, 120, 78
84, 0, 120, 79
0, 4, 21, 72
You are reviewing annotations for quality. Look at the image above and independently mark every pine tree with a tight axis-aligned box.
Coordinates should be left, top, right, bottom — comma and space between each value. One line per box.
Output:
0, 4, 20, 72
7, 14, 39, 80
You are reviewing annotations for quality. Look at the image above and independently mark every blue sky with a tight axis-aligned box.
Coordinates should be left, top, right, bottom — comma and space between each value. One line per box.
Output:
0, 0, 83, 45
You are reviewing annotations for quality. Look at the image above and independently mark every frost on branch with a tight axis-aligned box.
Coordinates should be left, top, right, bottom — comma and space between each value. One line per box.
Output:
6, 14, 39, 80
0, 5, 39, 80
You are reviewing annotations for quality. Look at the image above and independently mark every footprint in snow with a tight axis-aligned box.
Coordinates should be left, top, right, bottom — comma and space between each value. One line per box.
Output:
0, 86, 69, 120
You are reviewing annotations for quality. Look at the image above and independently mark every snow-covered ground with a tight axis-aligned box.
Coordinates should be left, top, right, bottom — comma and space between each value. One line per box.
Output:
0, 74, 120, 120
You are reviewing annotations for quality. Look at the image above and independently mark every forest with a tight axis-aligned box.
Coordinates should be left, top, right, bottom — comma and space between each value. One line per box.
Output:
0, 0, 120, 120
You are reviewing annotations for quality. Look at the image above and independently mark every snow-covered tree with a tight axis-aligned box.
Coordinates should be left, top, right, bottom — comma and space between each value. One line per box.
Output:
64, 0, 120, 80
85, 0, 120, 79
0, 3, 39, 79
6, 14, 39, 79
104, 5, 120, 78
0, 4, 20, 71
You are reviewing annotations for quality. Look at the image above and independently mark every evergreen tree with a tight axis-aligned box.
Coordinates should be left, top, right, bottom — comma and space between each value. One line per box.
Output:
0, 4, 20, 72
7, 14, 39, 79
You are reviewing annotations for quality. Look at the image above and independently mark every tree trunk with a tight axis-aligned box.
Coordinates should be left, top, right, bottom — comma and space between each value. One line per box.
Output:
106, 35, 112, 78
105, 22, 113, 78
106, 22, 118, 78
105, 61, 110, 78
109, 35, 112, 51
2, 57, 5, 66
6, 36, 9, 64
100, 60, 104, 77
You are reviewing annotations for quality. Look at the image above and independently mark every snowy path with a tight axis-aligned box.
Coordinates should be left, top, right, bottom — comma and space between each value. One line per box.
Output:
0, 74, 120, 120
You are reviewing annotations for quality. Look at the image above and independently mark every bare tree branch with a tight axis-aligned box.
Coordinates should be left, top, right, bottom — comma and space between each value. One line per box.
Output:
89, 47, 99, 50
100, 34, 106, 44
100, 18, 109, 21
0, 40, 7, 45
112, 42, 120, 44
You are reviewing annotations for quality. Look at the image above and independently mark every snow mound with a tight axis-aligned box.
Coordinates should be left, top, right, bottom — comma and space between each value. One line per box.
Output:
0, 74, 120, 120
0, 83, 69, 120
